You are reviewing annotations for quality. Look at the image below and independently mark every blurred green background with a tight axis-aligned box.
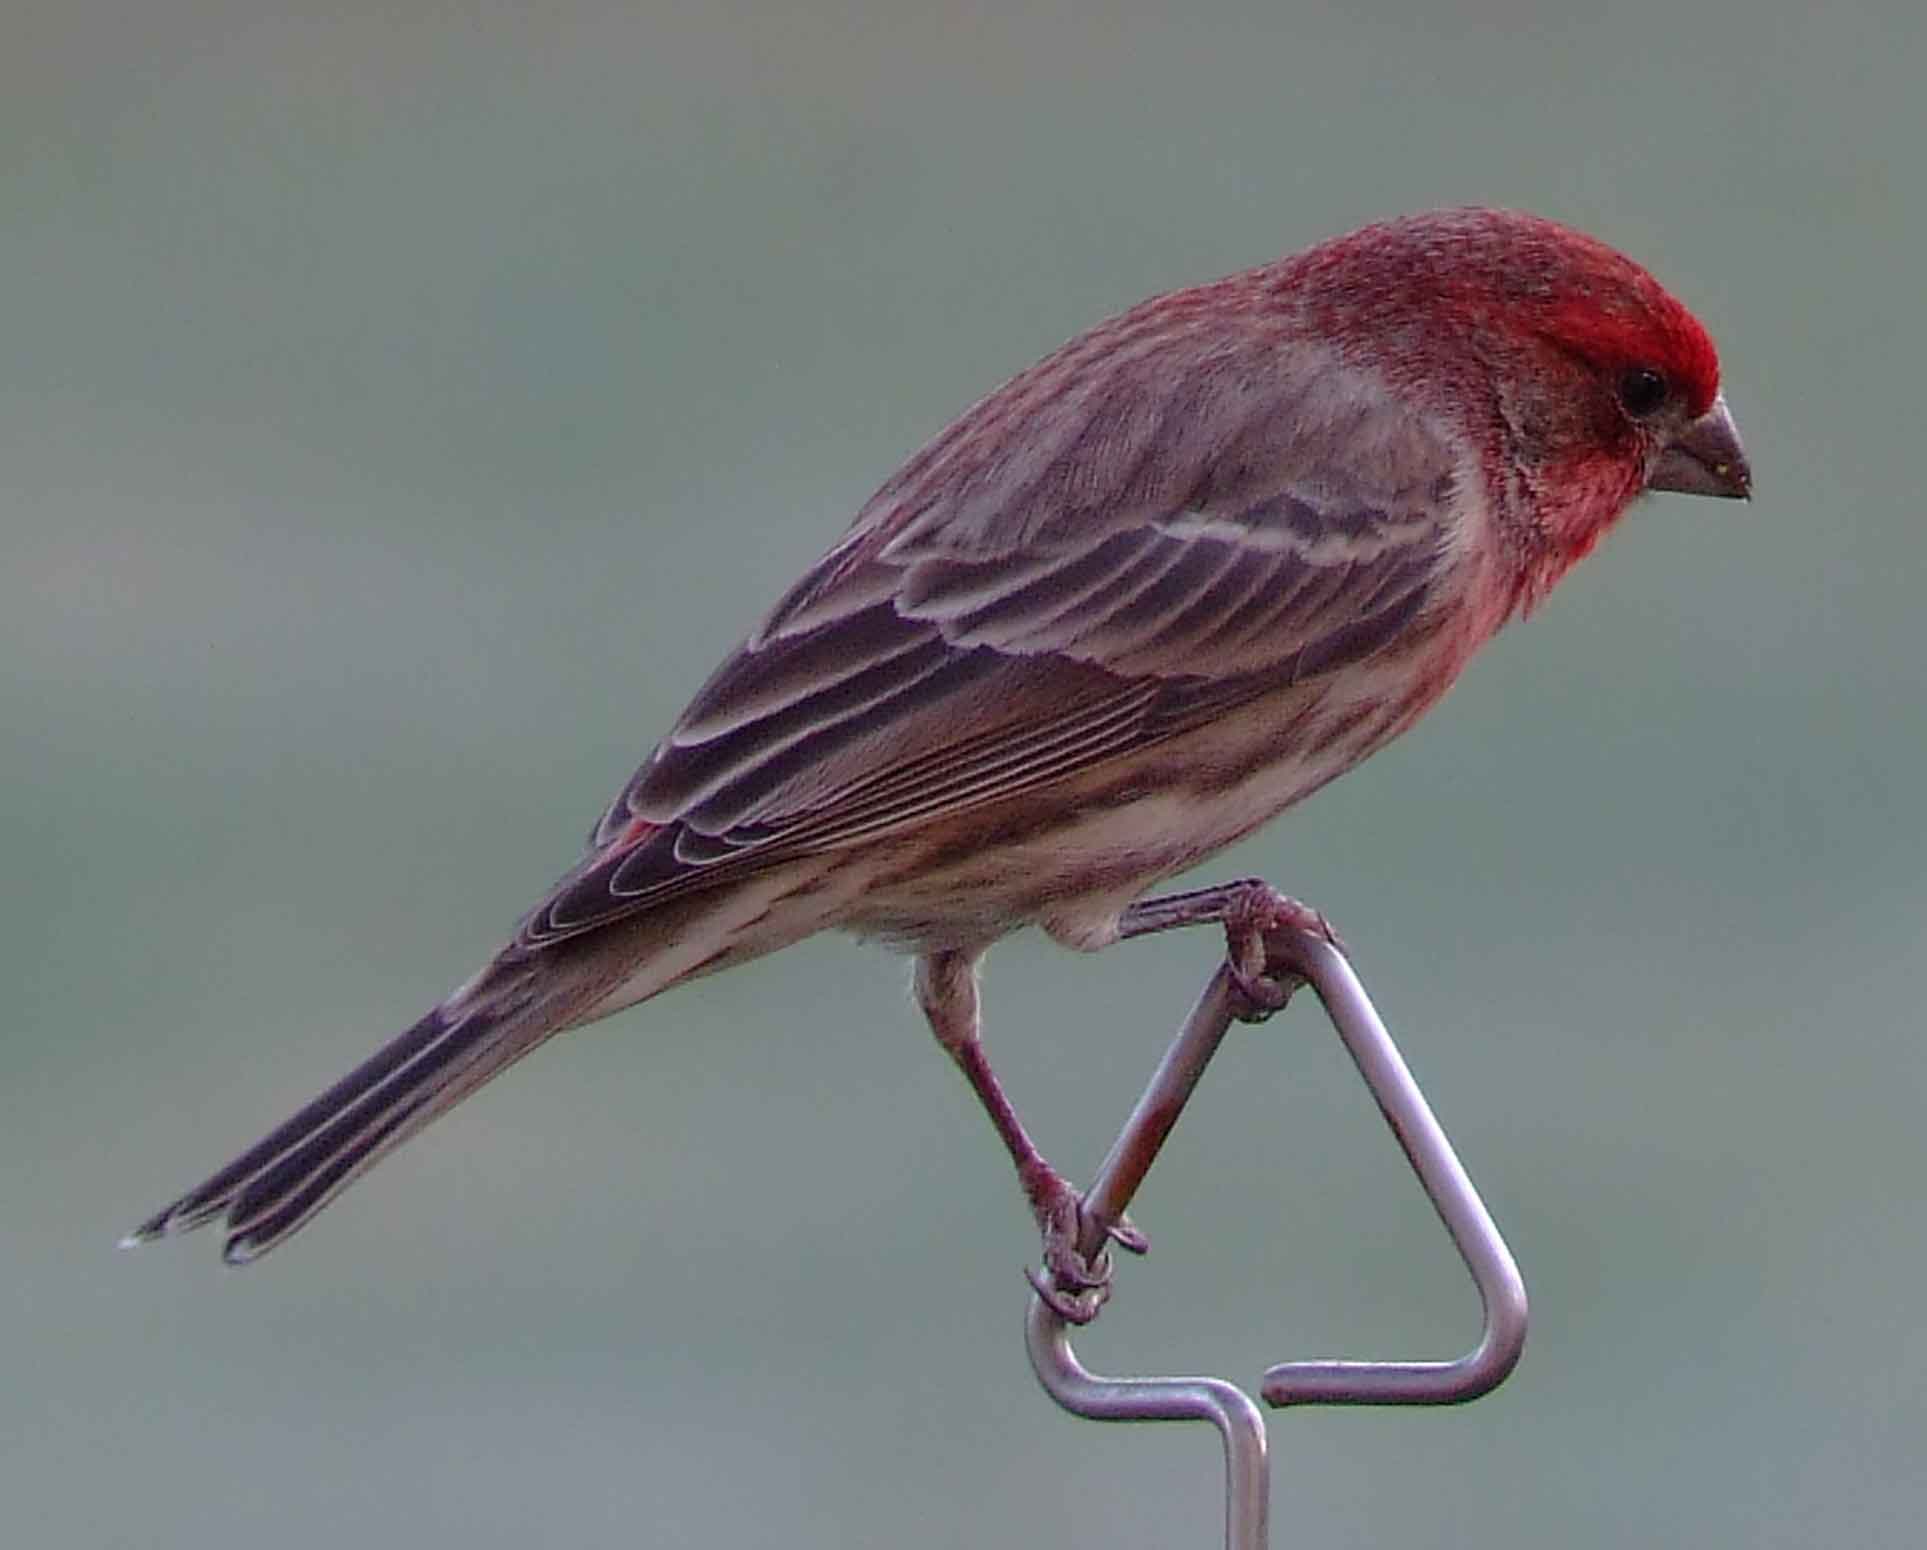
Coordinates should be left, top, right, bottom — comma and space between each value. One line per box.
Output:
5, 3, 1922, 1546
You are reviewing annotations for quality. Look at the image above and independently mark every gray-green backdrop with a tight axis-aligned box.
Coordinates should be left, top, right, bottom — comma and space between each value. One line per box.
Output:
6, 3, 1921, 1546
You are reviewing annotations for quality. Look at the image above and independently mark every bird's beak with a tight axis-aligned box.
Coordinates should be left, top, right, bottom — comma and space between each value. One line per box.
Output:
1649, 393, 1751, 500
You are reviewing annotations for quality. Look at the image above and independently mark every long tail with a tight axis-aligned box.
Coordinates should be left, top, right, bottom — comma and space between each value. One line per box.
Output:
124, 949, 603, 1265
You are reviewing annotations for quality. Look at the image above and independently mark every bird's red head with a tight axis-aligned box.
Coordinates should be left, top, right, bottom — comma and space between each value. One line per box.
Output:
1287, 208, 1744, 607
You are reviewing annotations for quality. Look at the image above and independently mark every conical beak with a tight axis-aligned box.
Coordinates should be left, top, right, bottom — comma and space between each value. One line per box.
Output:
1650, 394, 1751, 500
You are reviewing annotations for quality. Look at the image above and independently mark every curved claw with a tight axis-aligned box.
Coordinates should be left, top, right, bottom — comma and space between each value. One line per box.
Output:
1026, 1199, 1152, 1324
1226, 924, 1299, 1022
1226, 961, 1297, 1022
1026, 1263, 1110, 1325
1046, 1238, 1114, 1291
1022, 1169, 1143, 1323
1229, 883, 1342, 953
1223, 885, 1335, 1021
1106, 1212, 1150, 1256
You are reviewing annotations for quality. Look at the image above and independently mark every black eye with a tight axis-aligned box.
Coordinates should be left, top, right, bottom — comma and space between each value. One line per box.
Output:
1618, 366, 1668, 418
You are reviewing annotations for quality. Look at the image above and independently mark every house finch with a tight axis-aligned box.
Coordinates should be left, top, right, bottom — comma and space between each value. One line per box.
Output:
128, 207, 1749, 1318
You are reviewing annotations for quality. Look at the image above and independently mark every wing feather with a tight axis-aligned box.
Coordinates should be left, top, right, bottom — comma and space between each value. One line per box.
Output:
528, 336, 1467, 948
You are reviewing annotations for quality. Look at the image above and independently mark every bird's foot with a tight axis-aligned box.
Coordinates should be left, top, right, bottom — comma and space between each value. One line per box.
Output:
1222, 883, 1339, 1023
1020, 1158, 1148, 1325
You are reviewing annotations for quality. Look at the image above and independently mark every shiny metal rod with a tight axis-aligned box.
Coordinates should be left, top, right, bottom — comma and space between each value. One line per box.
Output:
1074, 963, 1247, 1265
1027, 1298, 1269, 1550
1261, 930, 1527, 1407
1025, 916, 1528, 1548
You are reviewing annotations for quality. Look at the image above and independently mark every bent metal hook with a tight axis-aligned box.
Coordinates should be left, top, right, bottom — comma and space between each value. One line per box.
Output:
1025, 922, 1528, 1550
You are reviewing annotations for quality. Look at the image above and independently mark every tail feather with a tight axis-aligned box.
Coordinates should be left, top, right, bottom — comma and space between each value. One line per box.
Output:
222, 1095, 433, 1261
124, 954, 590, 1264
125, 876, 812, 1264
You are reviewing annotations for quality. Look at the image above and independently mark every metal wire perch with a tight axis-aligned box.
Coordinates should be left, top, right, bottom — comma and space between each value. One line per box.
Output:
1025, 914, 1529, 1550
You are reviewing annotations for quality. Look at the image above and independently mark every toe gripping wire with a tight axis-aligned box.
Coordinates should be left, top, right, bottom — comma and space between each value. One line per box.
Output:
1025, 922, 1529, 1550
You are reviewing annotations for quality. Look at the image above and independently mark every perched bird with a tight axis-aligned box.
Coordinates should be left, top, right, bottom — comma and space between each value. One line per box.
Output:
127, 207, 1749, 1317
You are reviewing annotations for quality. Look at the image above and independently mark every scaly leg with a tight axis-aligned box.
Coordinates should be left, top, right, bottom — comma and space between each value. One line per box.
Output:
915, 948, 1145, 1324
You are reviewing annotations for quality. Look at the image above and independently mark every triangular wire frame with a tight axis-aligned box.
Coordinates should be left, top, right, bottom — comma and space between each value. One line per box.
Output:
1026, 923, 1528, 1550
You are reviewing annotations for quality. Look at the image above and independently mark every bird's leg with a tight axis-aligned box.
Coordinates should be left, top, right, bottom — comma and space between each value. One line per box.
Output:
915, 948, 1145, 1325
1118, 878, 1339, 1022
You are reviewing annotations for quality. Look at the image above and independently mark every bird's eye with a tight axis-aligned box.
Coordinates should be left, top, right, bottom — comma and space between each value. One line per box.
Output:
1617, 366, 1669, 418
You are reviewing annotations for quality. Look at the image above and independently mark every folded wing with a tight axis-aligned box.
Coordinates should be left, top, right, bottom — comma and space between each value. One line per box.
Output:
523, 320, 1462, 947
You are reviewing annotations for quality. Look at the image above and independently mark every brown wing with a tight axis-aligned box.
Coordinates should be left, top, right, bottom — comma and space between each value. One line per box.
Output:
520, 324, 1463, 947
